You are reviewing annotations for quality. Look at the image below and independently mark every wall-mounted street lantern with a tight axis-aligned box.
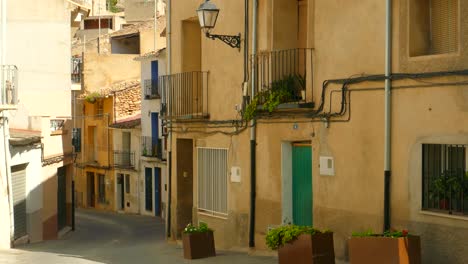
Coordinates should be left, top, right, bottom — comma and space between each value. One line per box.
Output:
197, 0, 241, 50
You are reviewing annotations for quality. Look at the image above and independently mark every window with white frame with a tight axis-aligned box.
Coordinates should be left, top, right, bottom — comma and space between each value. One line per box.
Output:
410, 0, 459, 57
197, 148, 228, 217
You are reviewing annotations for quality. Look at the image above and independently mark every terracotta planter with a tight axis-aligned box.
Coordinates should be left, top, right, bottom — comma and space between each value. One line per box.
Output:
349, 236, 421, 264
182, 231, 216, 259
278, 233, 335, 264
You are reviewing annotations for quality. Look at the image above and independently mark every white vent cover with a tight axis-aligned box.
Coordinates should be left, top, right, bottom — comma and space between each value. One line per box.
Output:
319, 156, 335, 176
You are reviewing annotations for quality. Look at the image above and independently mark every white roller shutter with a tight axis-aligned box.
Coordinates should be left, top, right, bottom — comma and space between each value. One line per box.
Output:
11, 164, 27, 240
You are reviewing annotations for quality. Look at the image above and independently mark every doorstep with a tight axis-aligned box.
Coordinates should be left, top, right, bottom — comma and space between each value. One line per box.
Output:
12, 235, 29, 247
58, 226, 72, 238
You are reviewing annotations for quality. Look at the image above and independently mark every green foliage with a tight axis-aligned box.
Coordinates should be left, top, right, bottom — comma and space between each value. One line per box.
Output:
85, 92, 101, 104
430, 170, 468, 200
352, 229, 375, 237
183, 222, 213, 234
243, 95, 260, 122
352, 229, 409, 238
108, 0, 120, 13
243, 75, 306, 121
265, 225, 331, 250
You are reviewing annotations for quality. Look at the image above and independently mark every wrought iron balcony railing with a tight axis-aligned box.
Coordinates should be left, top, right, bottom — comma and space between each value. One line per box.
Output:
141, 136, 163, 159
251, 48, 313, 107
144, 79, 160, 99
113, 150, 135, 169
71, 57, 82, 84
160, 71, 209, 119
1, 65, 18, 107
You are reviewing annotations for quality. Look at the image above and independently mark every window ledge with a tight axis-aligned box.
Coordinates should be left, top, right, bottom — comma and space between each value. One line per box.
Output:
419, 211, 468, 221
197, 211, 228, 220
408, 52, 460, 62
51, 130, 68, 136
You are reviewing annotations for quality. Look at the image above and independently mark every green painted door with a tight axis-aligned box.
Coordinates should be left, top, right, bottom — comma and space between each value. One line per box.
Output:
292, 144, 312, 226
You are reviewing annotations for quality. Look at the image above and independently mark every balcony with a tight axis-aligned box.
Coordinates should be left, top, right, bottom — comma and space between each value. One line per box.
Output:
113, 150, 135, 169
144, 79, 160, 99
251, 48, 314, 108
160, 71, 209, 119
141, 136, 163, 159
71, 57, 82, 84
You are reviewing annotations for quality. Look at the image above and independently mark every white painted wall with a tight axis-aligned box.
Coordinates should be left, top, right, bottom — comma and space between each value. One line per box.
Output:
140, 55, 166, 140
10, 144, 43, 243
6, 0, 71, 120
139, 54, 168, 219
0, 124, 12, 248
2, 0, 72, 246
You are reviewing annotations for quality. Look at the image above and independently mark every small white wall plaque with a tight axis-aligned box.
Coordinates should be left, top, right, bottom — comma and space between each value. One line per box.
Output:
231, 166, 241, 183
319, 156, 335, 176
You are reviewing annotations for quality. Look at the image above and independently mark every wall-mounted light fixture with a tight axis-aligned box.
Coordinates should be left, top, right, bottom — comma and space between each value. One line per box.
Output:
197, 0, 241, 50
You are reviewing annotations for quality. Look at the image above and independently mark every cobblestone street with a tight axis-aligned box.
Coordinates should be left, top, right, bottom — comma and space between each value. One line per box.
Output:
0, 209, 276, 264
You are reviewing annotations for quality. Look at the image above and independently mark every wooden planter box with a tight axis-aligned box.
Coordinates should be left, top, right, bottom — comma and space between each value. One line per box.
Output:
349, 236, 421, 264
278, 233, 335, 264
182, 231, 216, 259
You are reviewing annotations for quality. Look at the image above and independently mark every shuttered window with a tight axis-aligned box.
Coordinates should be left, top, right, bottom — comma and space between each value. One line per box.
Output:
430, 0, 458, 54
197, 148, 228, 217
410, 0, 459, 56
11, 164, 27, 239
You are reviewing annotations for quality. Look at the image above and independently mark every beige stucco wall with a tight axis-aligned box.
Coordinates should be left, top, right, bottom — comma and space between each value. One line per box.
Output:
83, 53, 141, 91
124, 0, 155, 23
169, 0, 244, 121
140, 29, 166, 55
169, 0, 468, 263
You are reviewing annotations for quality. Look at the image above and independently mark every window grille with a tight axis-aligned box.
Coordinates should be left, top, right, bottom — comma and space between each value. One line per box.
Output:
197, 148, 228, 217
422, 144, 467, 216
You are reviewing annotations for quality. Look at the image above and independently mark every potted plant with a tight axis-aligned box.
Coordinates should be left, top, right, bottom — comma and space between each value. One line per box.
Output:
430, 170, 466, 210
85, 92, 100, 104
266, 225, 335, 264
349, 229, 421, 264
182, 222, 215, 259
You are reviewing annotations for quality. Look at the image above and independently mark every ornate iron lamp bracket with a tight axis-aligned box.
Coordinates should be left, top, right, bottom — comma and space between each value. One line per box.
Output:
205, 32, 241, 51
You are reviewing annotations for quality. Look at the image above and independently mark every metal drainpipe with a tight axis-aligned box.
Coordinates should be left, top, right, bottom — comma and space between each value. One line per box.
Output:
98, 0, 101, 54
72, 90, 76, 231
154, 0, 158, 52
249, 0, 258, 248
166, 0, 172, 239
384, 0, 392, 232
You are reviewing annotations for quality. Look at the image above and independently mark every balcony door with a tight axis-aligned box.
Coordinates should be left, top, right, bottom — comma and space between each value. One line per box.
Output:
292, 143, 312, 226
151, 61, 158, 83
122, 132, 131, 166
151, 113, 159, 156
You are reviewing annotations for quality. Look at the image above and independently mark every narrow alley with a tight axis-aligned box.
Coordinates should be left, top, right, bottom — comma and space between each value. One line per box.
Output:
0, 209, 276, 264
